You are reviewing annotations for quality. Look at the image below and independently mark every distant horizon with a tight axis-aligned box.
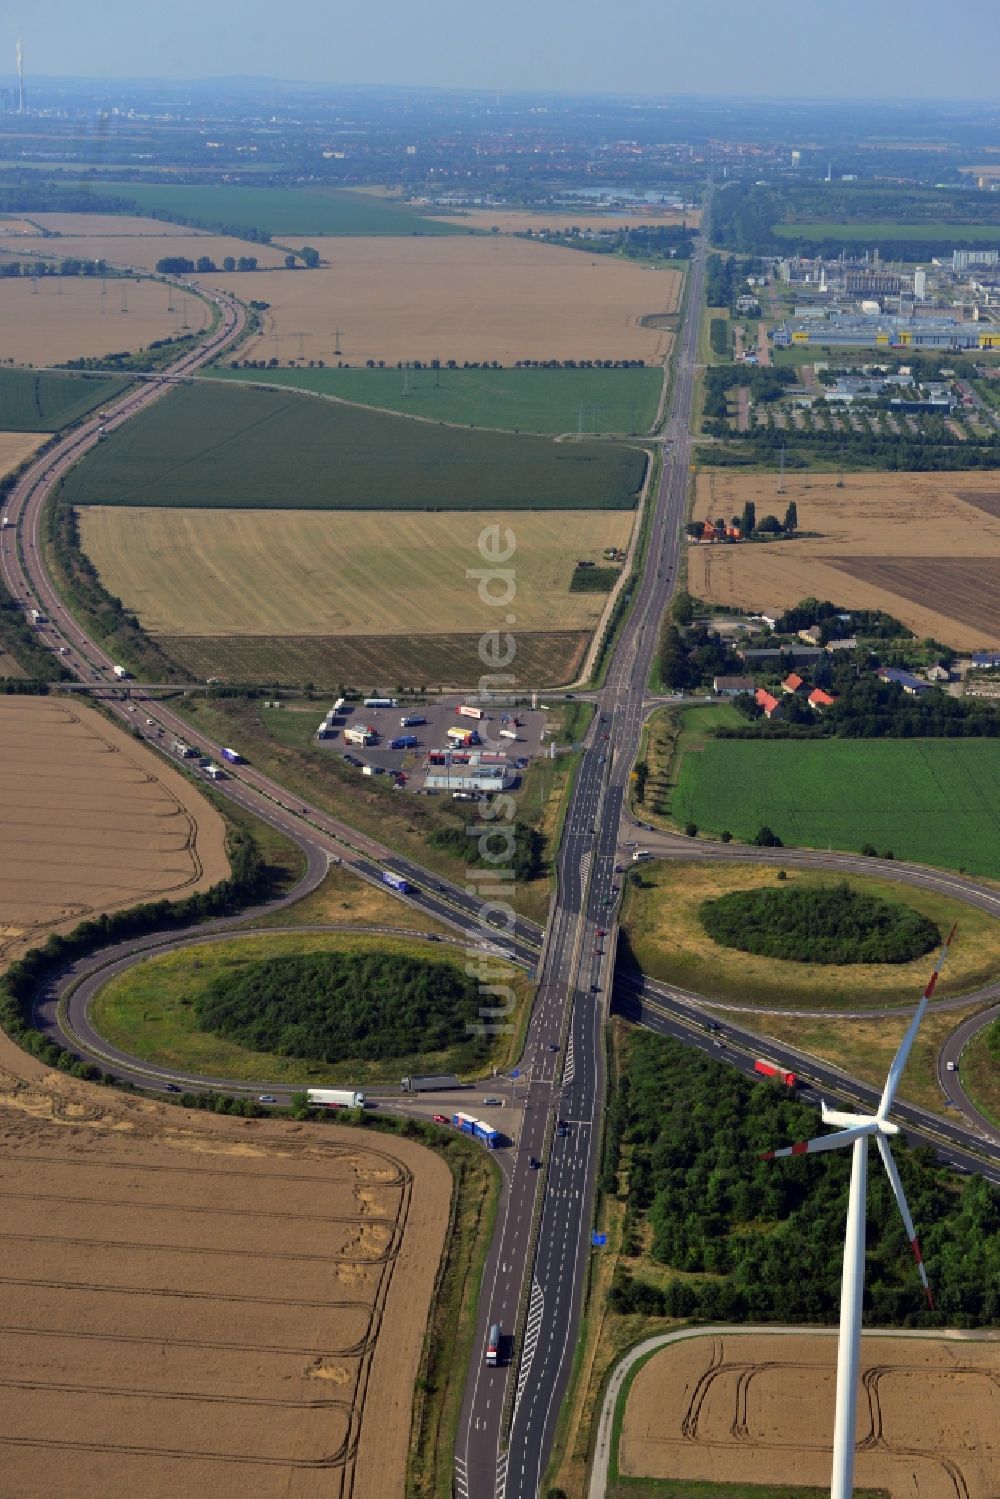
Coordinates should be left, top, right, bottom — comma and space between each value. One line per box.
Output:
4, 74, 1000, 110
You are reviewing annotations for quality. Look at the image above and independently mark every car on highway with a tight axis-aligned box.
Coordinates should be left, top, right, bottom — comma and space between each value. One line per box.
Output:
433, 1114, 449, 1124
946, 1060, 958, 1071
258, 1095, 278, 1104
548, 1042, 559, 1052
529, 1156, 540, 1169
164, 1083, 181, 1093
146, 717, 156, 726
556, 1120, 569, 1137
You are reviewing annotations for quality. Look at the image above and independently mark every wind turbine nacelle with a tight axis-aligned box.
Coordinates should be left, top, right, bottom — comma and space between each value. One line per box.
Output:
820, 1102, 898, 1135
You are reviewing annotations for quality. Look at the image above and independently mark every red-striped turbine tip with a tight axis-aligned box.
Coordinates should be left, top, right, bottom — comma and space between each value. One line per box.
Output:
760, 1150, 776, 1161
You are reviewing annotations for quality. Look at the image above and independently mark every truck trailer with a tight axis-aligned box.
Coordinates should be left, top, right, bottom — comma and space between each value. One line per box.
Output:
307, 1088, 366, 1109
221, 747, 242, 764
400, 715, 426, 727
383, 871, 411, 894
112, 664, 129, 680
401, 1074, 461, 1093
458, 704, 485, 720
389, 734, 418, 749
452, 1112, 500, 1148
754, 1058, 797, 1089
364, 697, 398, 708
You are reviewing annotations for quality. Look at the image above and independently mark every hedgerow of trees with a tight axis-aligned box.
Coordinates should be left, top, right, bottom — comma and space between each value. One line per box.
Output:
699, 881, 939, 964
195, 950, 487, 1065
606, 1031, 1000, 1326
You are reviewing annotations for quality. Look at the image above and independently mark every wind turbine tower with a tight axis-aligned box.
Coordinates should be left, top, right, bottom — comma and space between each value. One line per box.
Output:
763, 925, 955, 1499
16, 41, 25, 115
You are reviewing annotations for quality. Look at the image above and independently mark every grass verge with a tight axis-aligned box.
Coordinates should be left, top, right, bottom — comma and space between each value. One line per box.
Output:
620, 861, 999, 1010
959, 1020, 1000, 1132
90, 929, 534, 1085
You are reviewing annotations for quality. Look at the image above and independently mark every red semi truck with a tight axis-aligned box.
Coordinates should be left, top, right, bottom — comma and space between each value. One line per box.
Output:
754, 1058, 797, 1089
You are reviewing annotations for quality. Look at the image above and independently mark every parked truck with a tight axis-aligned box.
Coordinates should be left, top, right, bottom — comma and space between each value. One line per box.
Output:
389, 734, 418, 749
499, 729, 518, 741
399, 715, 426, 727
754, 1059, 797, 1089
364, 697, 397, 708
458, 704, 485, 720
401, 1074, 461, 1093
306, 1088, 366, 1109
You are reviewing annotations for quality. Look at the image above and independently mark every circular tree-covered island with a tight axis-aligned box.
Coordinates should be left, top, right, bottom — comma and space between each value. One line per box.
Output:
699, 880, 939, 966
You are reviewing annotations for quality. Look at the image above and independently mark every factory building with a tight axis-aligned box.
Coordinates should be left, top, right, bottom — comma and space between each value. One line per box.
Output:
775, 315, 996, 351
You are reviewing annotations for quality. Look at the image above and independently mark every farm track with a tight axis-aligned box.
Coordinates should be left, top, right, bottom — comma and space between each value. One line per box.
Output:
3, 249, 1000, 1499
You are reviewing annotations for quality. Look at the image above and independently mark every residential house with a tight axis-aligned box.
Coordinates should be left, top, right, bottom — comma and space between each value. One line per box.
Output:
808, 688, 836, 711
713, 675, 756, 697
781, 672, 809, 695
924, 664, 952, 683
826, 637, 858, 654
972, 651, 1000, 669
797, 625, 823, 646
755, 688, 784, 720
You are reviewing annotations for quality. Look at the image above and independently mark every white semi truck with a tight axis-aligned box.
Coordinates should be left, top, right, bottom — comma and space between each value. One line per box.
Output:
306, 1088, 366, 1109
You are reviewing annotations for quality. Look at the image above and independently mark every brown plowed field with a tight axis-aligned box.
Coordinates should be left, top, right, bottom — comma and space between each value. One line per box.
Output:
0, 697, 228, 963
216, 236, 678, 367
0, 274, 211, 365
0, 1067, 451, 1499
160, 629, 589, 689
621, 1331, 1000, 1499
688, 470, 1000, 648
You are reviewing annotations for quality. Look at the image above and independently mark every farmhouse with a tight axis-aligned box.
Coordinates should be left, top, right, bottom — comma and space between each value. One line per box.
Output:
877, 667, 933, 695
973, 651, 1000, 669
740, 646, 825, 669
713, 675, 756, 697
826, 636, 858, 654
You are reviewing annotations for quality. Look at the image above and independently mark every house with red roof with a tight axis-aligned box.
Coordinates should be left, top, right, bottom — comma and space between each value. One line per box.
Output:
781, 672, 808, 695
808, 688, 836, 711
755, 687, 783, 719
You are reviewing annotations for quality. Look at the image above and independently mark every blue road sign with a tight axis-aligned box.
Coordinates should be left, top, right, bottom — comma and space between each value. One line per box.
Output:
591, 1232, 607, 1247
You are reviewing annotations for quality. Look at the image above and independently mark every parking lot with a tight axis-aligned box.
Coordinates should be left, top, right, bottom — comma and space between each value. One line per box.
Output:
316, 696, 551, 792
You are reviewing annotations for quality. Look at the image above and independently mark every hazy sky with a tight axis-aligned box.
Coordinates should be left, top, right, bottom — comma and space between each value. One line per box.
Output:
7, 0, 1000, 99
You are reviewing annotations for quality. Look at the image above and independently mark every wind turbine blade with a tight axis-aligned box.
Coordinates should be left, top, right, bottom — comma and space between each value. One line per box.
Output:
761, 1124, 872, 1161
876, 1135, 933, 1309
877, 924, 957, 1120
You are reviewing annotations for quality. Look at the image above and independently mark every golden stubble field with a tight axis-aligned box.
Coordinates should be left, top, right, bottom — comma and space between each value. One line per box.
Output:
77, 506, 635, 638
0, 1066, 451, 1499
0, 230, 289, 274
0, 697, 228, 962
0, 430, 49, 473
216, 236, 678, 366
0, 274, 211, 365
689, 470, 1000, 649
620, 1331, 1000, 1499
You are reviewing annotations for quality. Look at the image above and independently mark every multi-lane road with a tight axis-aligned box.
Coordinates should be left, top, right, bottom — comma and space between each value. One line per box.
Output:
4, 253, 999, 1499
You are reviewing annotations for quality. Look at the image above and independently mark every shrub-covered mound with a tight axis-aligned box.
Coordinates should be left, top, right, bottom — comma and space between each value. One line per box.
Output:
699, 880, 939, 965
195, 950, 485, 1063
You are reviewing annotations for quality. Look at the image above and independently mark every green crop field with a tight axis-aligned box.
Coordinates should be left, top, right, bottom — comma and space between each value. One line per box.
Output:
0, 368, 129, 431
773, 221, 1000, 243
60, 381, 646, 511
69, 182, 464, 238
672, 738, 1000, 879
208, 363, 663, 435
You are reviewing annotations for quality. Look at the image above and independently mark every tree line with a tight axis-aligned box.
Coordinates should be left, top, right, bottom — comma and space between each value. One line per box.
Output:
724, 674, 1000, 740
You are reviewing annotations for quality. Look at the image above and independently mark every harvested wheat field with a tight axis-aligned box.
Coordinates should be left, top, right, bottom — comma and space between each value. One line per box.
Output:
0, 274, 211, 366
0, 430, 50, 473
20, 213, 208, 237
425, 206, 701, 233
0, 697, 228, 963
78, 506, 634, 637
620, 1330, 1000, 1499
0, 217, 39, 235
0, 1066, 450, 1499
689, 470, 1000, 648
217, 236, 678, 367
0, 231, 289, 274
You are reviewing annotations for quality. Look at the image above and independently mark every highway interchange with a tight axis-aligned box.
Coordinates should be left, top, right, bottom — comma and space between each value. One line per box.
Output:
3, 252, 1000, 1499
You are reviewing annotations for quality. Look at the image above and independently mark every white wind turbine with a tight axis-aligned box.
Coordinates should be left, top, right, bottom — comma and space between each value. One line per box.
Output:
762, 923, 955, 1499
